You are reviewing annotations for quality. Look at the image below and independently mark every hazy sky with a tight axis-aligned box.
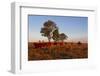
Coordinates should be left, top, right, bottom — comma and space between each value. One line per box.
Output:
28, 15, 88, 43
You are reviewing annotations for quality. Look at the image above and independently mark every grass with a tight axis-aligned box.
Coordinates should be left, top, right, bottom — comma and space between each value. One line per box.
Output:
28, 42, 88, 61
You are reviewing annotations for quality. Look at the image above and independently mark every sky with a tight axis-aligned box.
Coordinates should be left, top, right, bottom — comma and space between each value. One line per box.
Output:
28, 15, 88, 43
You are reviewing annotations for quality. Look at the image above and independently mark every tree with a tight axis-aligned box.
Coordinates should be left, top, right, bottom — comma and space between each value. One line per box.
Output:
77, 41, 81, 45
40, 27, 51, 42
43, 20, 57, 28
52, 29, 59, 42
40, 20, 58, 42
59, 33, 68, 42
40, 20, 68, 42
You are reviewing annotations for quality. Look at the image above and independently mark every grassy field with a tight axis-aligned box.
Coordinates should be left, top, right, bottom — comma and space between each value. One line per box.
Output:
28, 42, 88, 61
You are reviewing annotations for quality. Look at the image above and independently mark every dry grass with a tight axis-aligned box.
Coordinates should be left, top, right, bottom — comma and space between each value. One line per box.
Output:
28, 42, 88, 61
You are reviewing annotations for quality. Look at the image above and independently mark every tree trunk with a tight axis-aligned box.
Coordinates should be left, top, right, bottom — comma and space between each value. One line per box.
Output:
48, 38, 51, 42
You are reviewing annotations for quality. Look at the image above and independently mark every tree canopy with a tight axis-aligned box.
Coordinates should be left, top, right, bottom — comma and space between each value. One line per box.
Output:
40, 20, 68, 42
